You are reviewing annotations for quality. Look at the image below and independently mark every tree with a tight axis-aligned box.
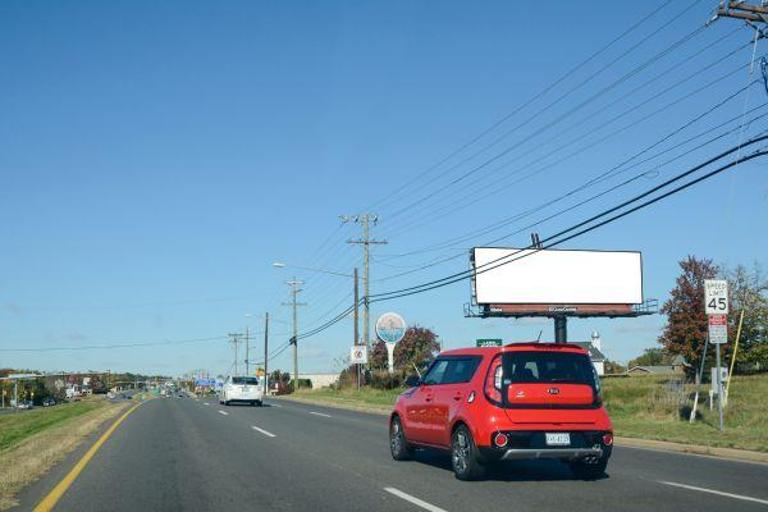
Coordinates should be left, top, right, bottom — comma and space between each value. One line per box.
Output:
722, 263, 768, 370
603, 360, 626, 375
370, 326, 441, 374
658, 256, 718, 374
628, 347, 670, 368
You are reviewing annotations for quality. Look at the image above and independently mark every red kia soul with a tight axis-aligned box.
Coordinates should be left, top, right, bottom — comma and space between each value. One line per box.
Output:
389, 343, 613, 480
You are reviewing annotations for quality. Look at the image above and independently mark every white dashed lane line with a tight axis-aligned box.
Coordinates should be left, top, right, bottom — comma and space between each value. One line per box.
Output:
309, 411, 332, 418
218, 410, 229, 416
251, 425, 277, 438
383, 487, 448, 512
659, 481, 768, 506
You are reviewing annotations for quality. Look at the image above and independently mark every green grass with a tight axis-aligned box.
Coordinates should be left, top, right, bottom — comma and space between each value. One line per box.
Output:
0, 400, 104, 452
292, 387, 400, 410
292, 374, 768, 452
603, 374, 768, 452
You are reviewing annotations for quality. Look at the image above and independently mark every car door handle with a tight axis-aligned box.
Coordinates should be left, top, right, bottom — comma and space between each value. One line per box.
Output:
452, 393, 462, 401
425, 394, 434, 402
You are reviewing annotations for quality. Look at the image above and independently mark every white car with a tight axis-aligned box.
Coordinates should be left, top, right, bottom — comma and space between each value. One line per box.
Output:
219, 376, 263, 406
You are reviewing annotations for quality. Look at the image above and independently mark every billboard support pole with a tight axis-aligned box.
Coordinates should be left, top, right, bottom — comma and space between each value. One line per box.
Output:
554, 316, 567, 343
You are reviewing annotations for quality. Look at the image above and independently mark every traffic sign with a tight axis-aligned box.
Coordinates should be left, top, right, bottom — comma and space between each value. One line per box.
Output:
350, 345, 368, 365
476, 339, 502, 347
704, 279, 729, 315
708, 314, 728, 344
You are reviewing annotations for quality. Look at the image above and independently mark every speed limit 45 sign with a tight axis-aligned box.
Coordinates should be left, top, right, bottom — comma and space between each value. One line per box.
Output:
704, 280, 729, 315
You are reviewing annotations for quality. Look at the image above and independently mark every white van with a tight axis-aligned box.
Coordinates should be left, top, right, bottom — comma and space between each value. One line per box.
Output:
219, 376, 263, 406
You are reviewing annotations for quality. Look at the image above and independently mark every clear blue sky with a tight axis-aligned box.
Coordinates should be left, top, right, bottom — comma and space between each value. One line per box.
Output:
1, 0, 766, 376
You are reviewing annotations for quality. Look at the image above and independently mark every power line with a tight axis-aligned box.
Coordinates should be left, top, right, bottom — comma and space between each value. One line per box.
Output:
370, 0, 678, 213
375, 83, 763, 271
382, 8, 708, 227
370, 136, 768, 301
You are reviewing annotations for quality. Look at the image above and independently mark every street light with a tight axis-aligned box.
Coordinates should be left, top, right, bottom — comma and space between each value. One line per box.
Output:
273, 261, 360, 389
272, 261, 353, 278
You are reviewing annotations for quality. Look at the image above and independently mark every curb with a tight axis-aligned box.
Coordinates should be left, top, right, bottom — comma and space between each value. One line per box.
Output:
614, 436, 768, 464
276, 395, 768, 465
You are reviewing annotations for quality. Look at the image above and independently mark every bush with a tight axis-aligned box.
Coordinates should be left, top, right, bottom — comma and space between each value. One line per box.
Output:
369, 370, 406, 390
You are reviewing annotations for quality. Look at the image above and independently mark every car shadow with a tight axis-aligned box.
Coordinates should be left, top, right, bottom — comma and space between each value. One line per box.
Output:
409, 449, 610, 482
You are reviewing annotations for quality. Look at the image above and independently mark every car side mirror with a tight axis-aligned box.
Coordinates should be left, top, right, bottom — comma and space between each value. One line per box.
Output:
405, 374, 421, 387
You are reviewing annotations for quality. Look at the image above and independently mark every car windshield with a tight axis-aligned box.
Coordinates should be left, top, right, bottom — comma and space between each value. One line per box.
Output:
232, 377, 259, 385
502, 351, 597, 386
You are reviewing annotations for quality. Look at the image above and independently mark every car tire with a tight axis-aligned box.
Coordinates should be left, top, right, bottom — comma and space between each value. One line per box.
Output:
389, 416, 414, 461
255, 400, 263, 407
451, 424, 485, 481
569, 457, 608, 480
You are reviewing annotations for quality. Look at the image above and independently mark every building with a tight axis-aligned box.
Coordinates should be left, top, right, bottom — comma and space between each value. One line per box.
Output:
572, 331, 607, 376
290, 373, 339, 389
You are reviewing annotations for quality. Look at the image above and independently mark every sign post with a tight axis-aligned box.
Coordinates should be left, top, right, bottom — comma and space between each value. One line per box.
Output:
704, 279, 728, 432
375, 313, 407, 375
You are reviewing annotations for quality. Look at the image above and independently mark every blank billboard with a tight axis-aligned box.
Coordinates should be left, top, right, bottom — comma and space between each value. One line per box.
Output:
472, 248, 643, 305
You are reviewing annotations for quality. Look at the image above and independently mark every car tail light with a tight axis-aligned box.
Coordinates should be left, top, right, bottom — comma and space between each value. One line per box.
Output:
602, 433, 614, 446
493, 432, 508, 448
484, 355, 503, 404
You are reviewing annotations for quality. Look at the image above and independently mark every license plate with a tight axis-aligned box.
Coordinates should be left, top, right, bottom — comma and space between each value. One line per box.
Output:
545, 433, 571, 446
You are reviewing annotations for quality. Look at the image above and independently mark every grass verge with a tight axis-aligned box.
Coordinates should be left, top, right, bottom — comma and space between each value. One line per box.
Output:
604, 374, 768, 452
289, 374, 768, 453
0, 398, 133, 510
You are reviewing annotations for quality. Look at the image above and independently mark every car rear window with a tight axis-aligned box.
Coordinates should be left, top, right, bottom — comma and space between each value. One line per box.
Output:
502, 351, 596, 386
232, 377, 259, 385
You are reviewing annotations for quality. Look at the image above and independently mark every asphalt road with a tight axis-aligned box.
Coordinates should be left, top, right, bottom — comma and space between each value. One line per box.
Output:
17, 396, 768, 511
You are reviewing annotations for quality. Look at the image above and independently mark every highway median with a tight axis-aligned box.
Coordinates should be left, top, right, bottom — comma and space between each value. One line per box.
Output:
0, 397, 136, 510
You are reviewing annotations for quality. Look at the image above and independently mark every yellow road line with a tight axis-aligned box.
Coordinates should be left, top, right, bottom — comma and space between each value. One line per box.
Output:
33, 399, 149, 512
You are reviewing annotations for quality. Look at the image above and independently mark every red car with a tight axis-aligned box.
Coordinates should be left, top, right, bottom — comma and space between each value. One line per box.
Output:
389, 342, 613, 480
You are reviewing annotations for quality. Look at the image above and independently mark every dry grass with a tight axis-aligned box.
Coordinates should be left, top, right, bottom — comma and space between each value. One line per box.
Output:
0, 399, 131, 510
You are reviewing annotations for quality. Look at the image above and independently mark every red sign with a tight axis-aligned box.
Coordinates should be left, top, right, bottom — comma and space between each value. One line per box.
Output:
708, 314, 727, 326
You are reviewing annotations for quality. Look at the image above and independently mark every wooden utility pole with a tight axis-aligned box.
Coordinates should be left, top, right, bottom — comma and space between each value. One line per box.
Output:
264, 312, 269, 396
713, 1, 768, 23
342, 214, 387, 353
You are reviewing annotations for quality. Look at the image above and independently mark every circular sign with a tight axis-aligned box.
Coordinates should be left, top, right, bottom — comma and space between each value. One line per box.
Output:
375, 312, 407, 344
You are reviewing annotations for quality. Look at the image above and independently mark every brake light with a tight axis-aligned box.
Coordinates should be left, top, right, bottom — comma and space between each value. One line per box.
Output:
484, 355, 503, 404
602, 433, 614, 446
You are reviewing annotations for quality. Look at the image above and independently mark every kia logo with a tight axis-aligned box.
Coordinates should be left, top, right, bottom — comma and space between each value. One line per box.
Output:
547, 387, 560, 395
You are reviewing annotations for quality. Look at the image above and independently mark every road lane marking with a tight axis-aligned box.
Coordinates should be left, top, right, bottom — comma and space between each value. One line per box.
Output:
33, 400, 149, 512
309, 411, 332, 418
251, 425, 277, 438
383, 488, 447, 512
659, 481, 768, 506
269, 403, 282, 407
203, 403, 210, 406
218, 410, 229, 416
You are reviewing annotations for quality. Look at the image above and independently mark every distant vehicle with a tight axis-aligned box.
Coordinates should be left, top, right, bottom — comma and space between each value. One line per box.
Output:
389, 343, 613, 481
219, 376, 263, 406
17, 401, 34, 410
42, 397, 56, 407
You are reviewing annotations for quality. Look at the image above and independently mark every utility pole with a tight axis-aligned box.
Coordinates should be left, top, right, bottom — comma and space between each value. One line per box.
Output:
264, 312, 269, 396
342, 214, 387, 353
245, 326, 250, 376
283, 278, 306, 389
353, 267, 360, 388
712, 1, 768, 23
228, 333, 242, 375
